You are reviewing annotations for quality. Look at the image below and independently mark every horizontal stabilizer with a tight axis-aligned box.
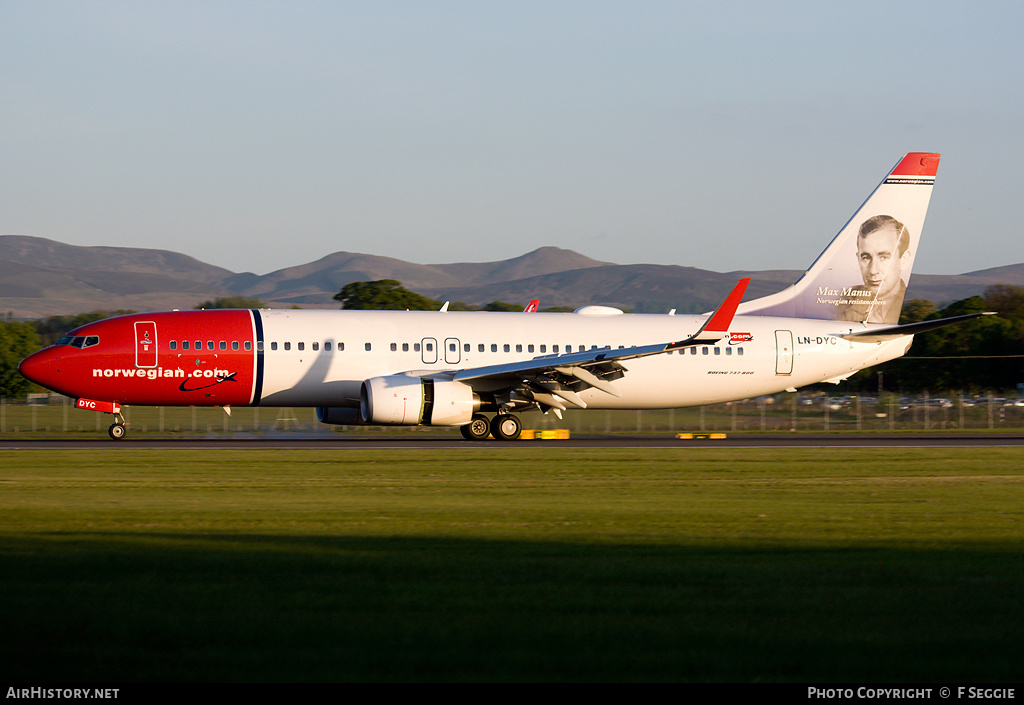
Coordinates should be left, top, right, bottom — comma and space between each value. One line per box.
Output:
840, 312, 995, 342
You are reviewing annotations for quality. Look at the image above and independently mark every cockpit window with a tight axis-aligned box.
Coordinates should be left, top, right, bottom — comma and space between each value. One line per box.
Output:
58, 335, 99, 349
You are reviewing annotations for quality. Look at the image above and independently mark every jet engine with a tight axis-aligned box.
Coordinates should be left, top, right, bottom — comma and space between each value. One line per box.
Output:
360, 376, 479, 426
315, 406, 367, 425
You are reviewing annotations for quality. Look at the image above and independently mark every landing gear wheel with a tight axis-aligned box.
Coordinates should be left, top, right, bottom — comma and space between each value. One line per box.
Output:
490, 413, 522, 441
108, 423, 127, 440
460, 414, 492, 440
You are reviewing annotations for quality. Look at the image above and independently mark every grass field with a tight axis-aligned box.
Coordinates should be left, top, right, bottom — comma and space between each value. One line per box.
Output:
1, 447, 1022, 682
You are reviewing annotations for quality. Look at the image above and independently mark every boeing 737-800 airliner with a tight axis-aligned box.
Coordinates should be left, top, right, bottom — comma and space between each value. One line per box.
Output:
17, 153, 990, 440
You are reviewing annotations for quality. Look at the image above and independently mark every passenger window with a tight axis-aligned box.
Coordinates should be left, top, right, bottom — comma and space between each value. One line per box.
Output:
402, 343, 409, 352
390, 343, 397, 351
271, 342, 278, 351
464, 343, 470, 352
491, 344, 497, 352
232, 341, 239, 351
298, 342, 305, 351
207, 341, 214, 351
478, 344, 485, 352
245, 341, 252, 351
503, 344, 510, 353
284, 342, 291, 351
738, 347, 744, 356
553, 345, 559, 353
515, 344, 522, 353
689, 347, 696, 355
195, 341, 201, 350
725, 347, 732, 356
324, 342, 332, 351
365, 343, 372, 351
311, 342, 318, 351
170, 341, 177, 350
702, 347, 709, 355
220, 341, 227, 351
714, 347, 720, 355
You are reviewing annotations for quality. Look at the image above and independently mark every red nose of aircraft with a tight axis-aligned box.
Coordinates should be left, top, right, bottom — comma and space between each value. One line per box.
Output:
18, 347, 66, 395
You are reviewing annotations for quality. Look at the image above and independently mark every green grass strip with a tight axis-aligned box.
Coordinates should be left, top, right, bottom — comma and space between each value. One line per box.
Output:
1, 448, 1022, 682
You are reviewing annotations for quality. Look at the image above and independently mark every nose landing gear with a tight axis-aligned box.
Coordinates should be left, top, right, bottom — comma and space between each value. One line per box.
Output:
107, 412, 127, 440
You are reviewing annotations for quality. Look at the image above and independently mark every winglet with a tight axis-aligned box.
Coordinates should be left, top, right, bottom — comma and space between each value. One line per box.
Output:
700, 278, 750, 337
666, 278, 749, 349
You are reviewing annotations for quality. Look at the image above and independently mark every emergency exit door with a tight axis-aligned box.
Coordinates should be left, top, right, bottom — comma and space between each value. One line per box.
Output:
444, 338, 461, 364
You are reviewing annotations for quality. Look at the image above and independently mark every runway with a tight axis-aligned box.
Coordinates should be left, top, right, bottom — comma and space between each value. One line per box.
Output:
3, 432, 1024, 450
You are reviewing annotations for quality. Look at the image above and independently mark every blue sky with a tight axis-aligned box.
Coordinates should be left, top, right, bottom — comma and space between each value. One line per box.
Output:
3, 1, 1022, 277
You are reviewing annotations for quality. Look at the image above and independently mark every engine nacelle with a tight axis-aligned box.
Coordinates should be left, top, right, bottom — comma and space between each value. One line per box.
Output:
360, 376, 478, 426
315, 406, 368, 426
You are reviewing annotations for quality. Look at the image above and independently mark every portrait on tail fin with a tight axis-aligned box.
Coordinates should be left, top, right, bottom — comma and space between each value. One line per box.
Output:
837, 214, 912, 324
735, 152, 937, 323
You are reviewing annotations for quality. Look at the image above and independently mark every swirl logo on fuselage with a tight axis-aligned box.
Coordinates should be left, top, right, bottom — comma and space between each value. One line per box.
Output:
178, 371, 238, 392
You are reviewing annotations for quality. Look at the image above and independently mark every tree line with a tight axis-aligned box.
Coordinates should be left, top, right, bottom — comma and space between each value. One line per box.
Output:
2, 282, 1021, 399
850, 285, 1024, 394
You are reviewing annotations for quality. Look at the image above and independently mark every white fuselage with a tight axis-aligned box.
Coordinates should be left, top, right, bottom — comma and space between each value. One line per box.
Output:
255, 309, 911, 408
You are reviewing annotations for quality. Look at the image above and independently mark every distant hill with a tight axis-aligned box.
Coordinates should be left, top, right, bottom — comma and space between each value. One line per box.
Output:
227, 247, 611, 305
1, 234, 1022, 318
0, 236, 239, 317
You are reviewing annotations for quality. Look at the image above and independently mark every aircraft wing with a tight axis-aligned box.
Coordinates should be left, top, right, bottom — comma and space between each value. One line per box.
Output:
446, 279, 750, 412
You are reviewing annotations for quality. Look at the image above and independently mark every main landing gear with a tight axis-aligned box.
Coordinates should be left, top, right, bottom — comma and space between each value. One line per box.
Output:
459, 412, 522, 441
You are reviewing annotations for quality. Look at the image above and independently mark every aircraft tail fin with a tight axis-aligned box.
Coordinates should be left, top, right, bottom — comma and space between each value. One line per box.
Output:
736, 153, 940, 324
